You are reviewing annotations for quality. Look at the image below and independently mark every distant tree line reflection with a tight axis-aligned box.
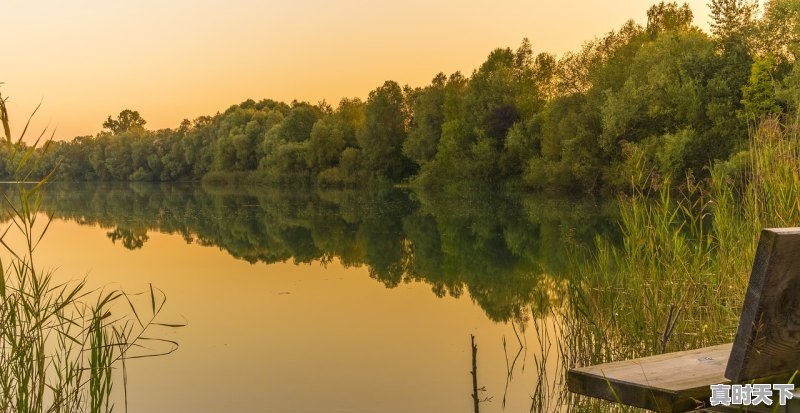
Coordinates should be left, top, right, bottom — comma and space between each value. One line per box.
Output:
38, 183, 619, 322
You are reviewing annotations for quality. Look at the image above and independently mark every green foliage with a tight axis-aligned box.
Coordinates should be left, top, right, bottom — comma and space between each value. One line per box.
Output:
336, 147, 368, 186
645, 2, 694, 37
600, 31, 711, 149
357, 81, 414, 182
102, 109, 146, 134
758, 0, 800, 62
306, 116, 348, 172
561, 118, 800, 378
306, 98, 364, 176
403, 73, 447, 166
709, 0, 758, 43
778, 60, 800, 113
500, 118, 539, 176
741, 56, 781, 120
275, 102, 321, 143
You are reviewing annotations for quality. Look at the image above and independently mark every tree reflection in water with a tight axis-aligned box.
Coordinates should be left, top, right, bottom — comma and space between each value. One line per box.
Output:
36, 182, 619, 324
33, 182, 627, 412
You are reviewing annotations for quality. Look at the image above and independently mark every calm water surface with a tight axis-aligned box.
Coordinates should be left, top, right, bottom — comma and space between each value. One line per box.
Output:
30, 183, 618, 413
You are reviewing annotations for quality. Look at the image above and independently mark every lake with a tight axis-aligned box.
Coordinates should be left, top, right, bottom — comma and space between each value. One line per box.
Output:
25, 183, 620, 413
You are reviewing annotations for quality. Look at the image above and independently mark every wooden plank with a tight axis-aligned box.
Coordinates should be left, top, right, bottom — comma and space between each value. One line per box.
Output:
568, 343, 732, 413
726, 228, 800, 382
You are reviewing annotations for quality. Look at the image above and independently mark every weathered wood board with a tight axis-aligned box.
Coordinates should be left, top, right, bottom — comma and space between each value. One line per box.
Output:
568, 343, 732, 413
726, 228, 800, 382
569, 228, 800, 412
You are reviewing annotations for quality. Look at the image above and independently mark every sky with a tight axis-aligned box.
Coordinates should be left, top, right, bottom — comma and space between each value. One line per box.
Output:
2, 0, 719, 140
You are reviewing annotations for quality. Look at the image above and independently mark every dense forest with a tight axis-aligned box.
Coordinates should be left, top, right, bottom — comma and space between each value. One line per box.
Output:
6, 0, 800, 193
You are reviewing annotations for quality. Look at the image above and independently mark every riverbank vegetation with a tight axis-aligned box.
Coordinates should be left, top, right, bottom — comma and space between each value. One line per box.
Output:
554, 116, 800, 412
26, 117, 800, 346
5, 0, 799, 194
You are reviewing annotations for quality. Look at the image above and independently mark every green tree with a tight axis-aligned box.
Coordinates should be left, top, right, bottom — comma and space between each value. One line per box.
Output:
645, 2, 694, 37
403, 73, 447, 166
358, 81, 414, 182
758, 0, 800, 62
709, 0, 758, 43
277, 102, 322, 142
424, 41, 544, 185
306, 98, 364, 175
103, 109, 147, 133
599, 29, 727, 184
741, 57, 781, 120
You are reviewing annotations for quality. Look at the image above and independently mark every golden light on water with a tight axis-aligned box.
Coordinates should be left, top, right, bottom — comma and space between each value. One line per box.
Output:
3, 0, 716, 141
29, 218, 560, 413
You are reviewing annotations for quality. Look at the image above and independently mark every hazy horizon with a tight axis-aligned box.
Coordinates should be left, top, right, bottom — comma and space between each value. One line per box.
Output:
4, 0, 721, 141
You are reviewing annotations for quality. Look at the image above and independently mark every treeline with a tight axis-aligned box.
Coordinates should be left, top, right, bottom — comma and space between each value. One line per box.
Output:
8, 0, 800, 192
35, 183, 618, 322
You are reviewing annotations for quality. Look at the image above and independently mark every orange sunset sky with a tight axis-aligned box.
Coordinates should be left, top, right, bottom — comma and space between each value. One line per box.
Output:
3, 0, 723, 140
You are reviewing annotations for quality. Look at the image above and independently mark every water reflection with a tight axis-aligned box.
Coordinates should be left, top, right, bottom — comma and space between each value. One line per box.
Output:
39, 182, 619, 324
17, 182, 737, 412
2, 183, 636, 412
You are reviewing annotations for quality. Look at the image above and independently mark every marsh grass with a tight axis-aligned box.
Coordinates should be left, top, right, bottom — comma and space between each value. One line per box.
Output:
0, 90, 182, 413
551, 117, 800, 412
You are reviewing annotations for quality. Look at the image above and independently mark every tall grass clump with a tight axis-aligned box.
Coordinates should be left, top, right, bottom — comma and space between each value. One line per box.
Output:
0, 90, 181, 413
562, 117, 800, 372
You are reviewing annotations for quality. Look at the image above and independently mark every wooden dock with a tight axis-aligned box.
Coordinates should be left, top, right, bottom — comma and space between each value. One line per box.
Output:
568, 228, 800, 412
